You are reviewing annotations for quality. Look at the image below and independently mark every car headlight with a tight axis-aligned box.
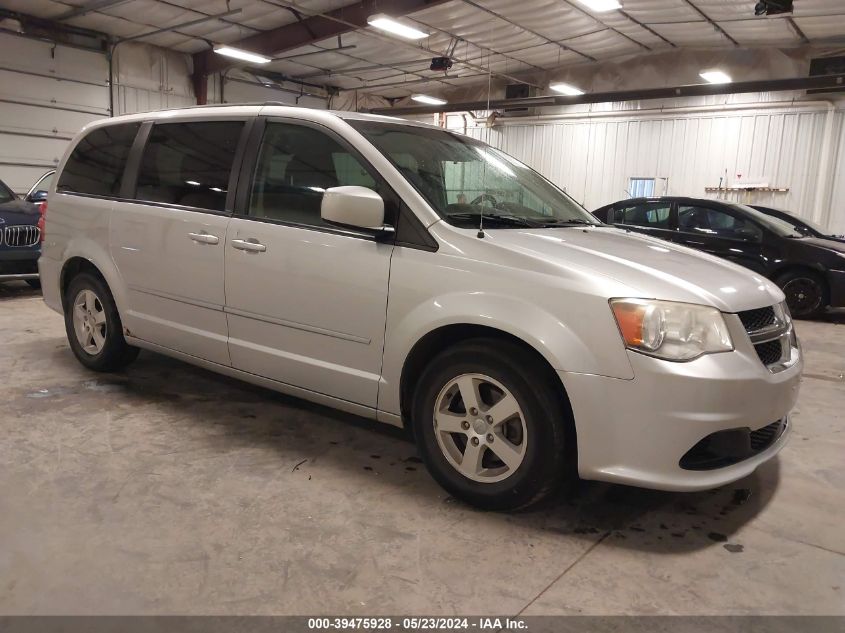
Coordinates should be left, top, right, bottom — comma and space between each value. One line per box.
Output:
610, 299, 734, 361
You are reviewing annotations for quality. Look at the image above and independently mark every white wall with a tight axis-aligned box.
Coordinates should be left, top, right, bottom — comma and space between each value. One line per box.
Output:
0, 31, 109, 193
112, 42, 196, 115
462, 99, 845, 233
0, 33, 331, 193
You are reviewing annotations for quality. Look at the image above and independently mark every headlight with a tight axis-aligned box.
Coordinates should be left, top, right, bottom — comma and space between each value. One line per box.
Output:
610, 299, 733, 361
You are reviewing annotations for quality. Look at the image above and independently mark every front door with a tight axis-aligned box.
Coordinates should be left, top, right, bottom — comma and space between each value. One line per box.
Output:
110, 119, 246, 365
224, 120, 394, 407
675, 203, 766, 273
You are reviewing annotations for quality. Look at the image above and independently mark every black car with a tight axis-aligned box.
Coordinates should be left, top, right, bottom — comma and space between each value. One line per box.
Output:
0, 176, 42, 288
751, 204, 845, 244
593, 196, 845, 318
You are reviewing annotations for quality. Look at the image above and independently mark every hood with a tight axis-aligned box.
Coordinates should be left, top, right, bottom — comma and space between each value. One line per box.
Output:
483, 226, 783, 313
0, 199, 40, 225
797, 235, 845, 254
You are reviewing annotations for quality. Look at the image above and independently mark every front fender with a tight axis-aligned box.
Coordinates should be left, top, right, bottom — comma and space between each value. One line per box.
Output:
379, 289, 634, 416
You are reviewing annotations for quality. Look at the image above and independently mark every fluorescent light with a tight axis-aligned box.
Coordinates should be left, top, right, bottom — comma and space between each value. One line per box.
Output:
367, 14, 428, 39
699, 69, 732, 84
411, 94, 447, 106
214, 46, 272, 64
210, 187, 226, 193
550, 82, 584, 96
186, 180, 201, 186
575, 0, 622, 11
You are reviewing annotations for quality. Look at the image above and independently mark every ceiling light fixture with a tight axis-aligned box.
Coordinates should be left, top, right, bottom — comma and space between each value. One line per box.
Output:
214, 46, 272, 64
575, 0, 622, 12
550, 82, 585, 96
367, 14, 428, 39
411, 94, 447, 105
699, 69, 732, 84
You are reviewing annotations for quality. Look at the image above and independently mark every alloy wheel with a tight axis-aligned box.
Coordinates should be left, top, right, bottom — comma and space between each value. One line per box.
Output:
433, 373, 528, 483
72, 288, 107, 355
783, 277, 822, 316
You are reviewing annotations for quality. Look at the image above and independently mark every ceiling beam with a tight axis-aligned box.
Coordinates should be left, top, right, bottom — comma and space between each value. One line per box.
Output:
193, 0, 452, 78
370, 74, 845, 115
55, 0, 132, 21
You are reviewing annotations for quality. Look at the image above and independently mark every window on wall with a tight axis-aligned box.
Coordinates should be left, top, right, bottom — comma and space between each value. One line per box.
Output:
135, 121, 244, 212
629, 178, 655, 198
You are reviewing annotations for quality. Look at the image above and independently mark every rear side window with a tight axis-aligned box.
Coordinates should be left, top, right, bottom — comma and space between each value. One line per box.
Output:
614, 202, 671, 228
135, 121, 244, 212
57, 123, 140, 196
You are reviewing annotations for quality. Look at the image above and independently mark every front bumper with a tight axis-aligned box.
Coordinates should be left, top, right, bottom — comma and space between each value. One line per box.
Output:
561, 316, 802, 492
0, 249, 40, 280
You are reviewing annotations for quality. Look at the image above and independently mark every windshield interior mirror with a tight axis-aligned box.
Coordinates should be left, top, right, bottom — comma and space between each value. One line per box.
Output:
321, 186, 386, 231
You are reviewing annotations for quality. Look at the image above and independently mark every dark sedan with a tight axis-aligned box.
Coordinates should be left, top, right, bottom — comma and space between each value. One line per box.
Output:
751, 204, 845, 244
593, 196, 845, 318
0, 177, 42, 288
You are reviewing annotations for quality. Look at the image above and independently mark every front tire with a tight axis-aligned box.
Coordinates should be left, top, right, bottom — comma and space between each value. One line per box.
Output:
776, 269, 827, 318
412, 339, 572, 511
64, 273, 139, 371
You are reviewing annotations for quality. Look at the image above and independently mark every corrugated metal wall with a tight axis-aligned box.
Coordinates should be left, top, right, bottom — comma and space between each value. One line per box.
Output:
464, 105, 844, 231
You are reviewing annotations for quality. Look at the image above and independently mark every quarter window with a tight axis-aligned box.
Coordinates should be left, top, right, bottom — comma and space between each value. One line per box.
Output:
57, 123, 140, 196
135, 121, 244, 212
678, 205, 762, 241
614, 202, 671, 228
249, 122, 379, 227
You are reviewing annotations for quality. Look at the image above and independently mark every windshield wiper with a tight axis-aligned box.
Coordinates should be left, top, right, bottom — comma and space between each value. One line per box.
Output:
445, 212, 540, 228
533, 218, 602, 227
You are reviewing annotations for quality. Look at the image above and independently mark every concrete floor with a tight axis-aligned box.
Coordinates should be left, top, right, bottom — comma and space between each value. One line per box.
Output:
1, 280, 843, 616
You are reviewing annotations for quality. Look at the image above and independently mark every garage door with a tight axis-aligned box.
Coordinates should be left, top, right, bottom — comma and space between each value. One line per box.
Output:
0, 32, 110, 195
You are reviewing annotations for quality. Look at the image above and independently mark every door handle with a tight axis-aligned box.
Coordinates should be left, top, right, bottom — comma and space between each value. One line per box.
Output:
188, 232, 219, 245
231, 238, 266, 253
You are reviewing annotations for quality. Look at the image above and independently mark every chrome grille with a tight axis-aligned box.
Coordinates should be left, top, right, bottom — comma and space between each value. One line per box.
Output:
4, 225, 40, 247
736, 303, 794, 371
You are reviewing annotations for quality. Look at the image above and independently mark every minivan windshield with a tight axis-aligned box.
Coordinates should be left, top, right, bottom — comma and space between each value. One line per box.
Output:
348, 120, 599, 229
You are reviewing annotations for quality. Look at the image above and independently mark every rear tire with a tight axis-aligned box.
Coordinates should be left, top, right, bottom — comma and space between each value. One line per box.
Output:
411, 338, 572, 511
776, 269, 827, 319
64, 273, 139, 372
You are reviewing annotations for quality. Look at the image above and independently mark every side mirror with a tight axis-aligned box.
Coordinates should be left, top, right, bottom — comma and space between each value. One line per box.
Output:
321, 186, 385, 230
27, 190, 48, 202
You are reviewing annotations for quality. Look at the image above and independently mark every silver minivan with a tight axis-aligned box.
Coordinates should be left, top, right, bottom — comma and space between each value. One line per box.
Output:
39, 105, 802, 509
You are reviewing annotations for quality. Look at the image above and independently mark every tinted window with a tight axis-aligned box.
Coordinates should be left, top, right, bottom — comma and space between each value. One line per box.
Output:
249, 122, 379, 227
135, 121, 243, 212
678, 205, 762, 241
57, 123, 139, 196
615, 202, 671, 228
0, 180, 14, 203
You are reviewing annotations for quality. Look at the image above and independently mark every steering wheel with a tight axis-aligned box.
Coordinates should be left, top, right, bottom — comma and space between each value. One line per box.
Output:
471, 193, 498, 206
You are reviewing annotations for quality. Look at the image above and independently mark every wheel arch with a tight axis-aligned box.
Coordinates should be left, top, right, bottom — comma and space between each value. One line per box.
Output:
398, 323, 576, 449
60, 257, 108, 309
771, 264, 830, 298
